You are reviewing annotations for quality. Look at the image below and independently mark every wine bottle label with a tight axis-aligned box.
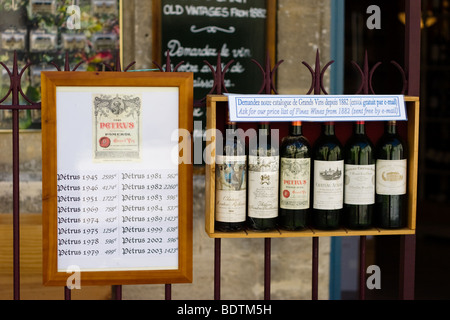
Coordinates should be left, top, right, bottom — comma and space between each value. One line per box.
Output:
376, 159, 407, 195
344, 164, 375, 205
313, 160, 344, 210
215, 156, 247, 222
280, 158, 310, 209
248, 155, 279, 218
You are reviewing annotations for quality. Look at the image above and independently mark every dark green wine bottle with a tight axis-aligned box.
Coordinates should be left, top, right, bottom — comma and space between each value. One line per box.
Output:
375, 121, 407, 229
344, 121, 375, 229
247, 122, 279, 231
278, 121, 311, 230
215, 114, 247, 232
312, 122, 343, 230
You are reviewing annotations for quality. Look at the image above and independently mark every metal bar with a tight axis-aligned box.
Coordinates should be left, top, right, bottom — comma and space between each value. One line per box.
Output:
114, 285, 122, 300
405, 0, 421, 96
0, 105, 41, 110
264, 238, 271, 300
11, 52, 21, 301
312, 237, 319, 300
165, 284, 172, 300
214, 238, 221, 300
12, 108, 20, 300
64, 286, 71, 300
399, 235, 416, 300
400, 0, 420, 300
359, 236, 366, 300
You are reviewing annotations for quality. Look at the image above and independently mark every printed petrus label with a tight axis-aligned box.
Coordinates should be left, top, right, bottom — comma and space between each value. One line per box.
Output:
313, 160, 344, 210
344, 164, 375, 205
376, 159, 407, 195
280, 158, 310, 210
248, 155, 279, 218
215, 156, 247, 222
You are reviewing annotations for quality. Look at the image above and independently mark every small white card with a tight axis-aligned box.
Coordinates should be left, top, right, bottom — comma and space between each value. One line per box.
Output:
226, 94, 407, 122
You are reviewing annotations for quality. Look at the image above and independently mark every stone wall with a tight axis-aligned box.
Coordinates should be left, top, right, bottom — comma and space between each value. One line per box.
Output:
0, 0, 333, 300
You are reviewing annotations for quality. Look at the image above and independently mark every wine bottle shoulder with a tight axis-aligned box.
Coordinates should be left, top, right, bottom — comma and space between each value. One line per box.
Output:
313, 135, 343, 161
345, 133, 374, 148
314, 133, 343, 148
375, 137, 406, 160
376, 135, 405, 150
281, 135, 311, 158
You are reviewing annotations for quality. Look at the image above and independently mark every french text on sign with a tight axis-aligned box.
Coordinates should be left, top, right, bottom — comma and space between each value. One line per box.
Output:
226, 94, 407, 122
57, 169, 179, 272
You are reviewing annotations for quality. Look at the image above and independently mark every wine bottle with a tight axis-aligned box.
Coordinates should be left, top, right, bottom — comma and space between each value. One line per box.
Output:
375, 121, 407, 229
215, 113, 247, 232
312, 122, 344, 229
247, 122, 279, 231
279, 121, 311, 230
343, 121, 375, 229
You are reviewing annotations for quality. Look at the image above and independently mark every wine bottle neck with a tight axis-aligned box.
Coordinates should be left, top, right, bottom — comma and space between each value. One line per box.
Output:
258, 122, 270, 135
355, 121, 365, 134
290, 121, 302, 135
225, 108, 236, 127
386, 120, 397, 134
322, 122, 335, 135
225, 122, 237, 130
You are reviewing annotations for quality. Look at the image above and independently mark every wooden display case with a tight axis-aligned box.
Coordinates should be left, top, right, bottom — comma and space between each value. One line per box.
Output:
205, 95, 419, 238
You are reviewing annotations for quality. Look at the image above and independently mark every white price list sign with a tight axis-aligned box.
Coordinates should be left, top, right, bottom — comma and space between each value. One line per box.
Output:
57, 169, 179, 271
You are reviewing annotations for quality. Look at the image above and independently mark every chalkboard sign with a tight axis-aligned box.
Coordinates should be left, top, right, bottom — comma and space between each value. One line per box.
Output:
41, 71, 193, 286
153, 0, 276, 164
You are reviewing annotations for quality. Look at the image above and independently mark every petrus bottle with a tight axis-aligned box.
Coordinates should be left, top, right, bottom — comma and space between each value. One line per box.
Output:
344, 121, 375, 229
247, 122, 279, 231
375, 121, 407, 229
312, 122, 344, 229
215, 113, 247, 232
278, 121, 311, 230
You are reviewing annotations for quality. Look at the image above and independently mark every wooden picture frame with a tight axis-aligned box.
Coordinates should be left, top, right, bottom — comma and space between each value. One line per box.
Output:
41, 71, 193, 286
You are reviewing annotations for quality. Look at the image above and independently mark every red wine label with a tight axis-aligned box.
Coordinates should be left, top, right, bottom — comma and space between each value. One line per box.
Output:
313, 160, 344, 210
215, 156, 247, 222
280, 158, 310, 209
248, 155, 279, 218
93, 93, 141, 162
344, 164, 375, 205
376, 159, 407, 195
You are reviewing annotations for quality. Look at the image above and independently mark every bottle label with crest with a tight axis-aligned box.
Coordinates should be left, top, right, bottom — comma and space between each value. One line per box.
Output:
248, 155, 279, 218
215, 155, 247, 222
313, 160, 344, 210
376, 159, 407, 195
344, 164, 375, 205
280, 158, 310, 209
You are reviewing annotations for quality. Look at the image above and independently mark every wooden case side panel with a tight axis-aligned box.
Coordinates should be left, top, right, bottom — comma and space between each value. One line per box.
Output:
406, 98, 420, 230
205, 96, 218, 236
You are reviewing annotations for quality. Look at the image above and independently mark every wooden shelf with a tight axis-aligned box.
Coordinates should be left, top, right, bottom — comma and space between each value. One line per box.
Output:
209, 227, 415, 239
205, 95, 419, 239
